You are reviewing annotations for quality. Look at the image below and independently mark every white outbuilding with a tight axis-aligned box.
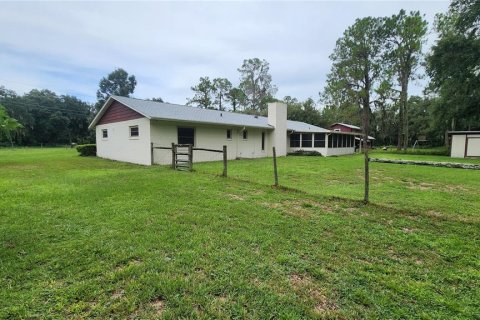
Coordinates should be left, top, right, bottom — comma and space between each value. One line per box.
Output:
89, 96, 358, 165
449, 131, 480, 158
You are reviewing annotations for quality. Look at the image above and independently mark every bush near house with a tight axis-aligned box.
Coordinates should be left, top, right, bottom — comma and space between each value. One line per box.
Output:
76, 144, 96, 156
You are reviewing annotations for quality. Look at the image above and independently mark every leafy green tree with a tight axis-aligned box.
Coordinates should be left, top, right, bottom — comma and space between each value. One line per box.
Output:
187, 77, 215, 109
384, 10, 428, 150
372, 80, 398, 145
226, 87, 246, 112
0, 88, 93, 145
324, 17, 385, 203
238, 58, 277, 114
148, 97, 164, 103
284, 96, 322, 127
95, 68, 137, 110
427, 1, 480, 132
212, 78, 232, 111
0, 104, 23, 146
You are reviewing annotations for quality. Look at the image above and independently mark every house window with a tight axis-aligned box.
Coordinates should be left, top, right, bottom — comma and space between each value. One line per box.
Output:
102, 129, 108, 139
242, 130, 248, 140
129, 125, 139, 138
178, 127, 195, 145
314, 133, 325, 148
261, 132, 265, 150
334, 128, 341, 132
301, 133, 312, 148
290, 133, 300, 148
227, 129, 232, 140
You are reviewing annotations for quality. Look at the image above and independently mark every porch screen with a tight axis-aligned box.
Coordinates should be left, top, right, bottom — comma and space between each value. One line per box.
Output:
301, 133, 312, 148
314, 133, 325, 148
290, 133, 301, 147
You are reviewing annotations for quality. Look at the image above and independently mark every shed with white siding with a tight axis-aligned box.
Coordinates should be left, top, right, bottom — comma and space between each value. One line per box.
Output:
449, 131, 480, 158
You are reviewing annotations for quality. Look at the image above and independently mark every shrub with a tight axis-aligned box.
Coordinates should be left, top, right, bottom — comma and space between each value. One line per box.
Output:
288, 150, 322, 156
76, 144, 96, 156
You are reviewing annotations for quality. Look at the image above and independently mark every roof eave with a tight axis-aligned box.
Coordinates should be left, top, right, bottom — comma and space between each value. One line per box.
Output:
150, 117, 274, 130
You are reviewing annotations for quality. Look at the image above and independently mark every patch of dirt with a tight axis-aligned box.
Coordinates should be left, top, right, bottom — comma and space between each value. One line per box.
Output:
406, 181, 435, 190
226, 193, 245, 201
289, 274, 338, 314
442, 184, 469, 192
401, 227, 416, 234
111, 289, 124, 299
312, 289, 338, 313
289, 273, 314, 288
150, 298, 165, 315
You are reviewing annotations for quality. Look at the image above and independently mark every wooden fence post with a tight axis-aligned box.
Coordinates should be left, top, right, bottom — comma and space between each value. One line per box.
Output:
150, 142, 154, 165
171, 143, 176, 169
273, 146, 278, 186
188, 144, 193, 171
222, 145, 227, 177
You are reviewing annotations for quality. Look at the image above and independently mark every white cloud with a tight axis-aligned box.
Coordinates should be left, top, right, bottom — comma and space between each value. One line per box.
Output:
0, 1, 449, 104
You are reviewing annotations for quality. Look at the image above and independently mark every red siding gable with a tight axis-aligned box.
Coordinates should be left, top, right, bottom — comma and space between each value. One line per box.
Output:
98, 101, 144, 125
330, 124, 353, 132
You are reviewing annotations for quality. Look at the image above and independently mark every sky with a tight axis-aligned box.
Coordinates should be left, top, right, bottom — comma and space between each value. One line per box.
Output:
0, 1, 449, 106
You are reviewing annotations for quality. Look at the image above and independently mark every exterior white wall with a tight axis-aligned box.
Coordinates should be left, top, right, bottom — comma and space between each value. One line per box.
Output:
95, 118, 151, 165
150, 120, 269, 165
268, 102, 287, 156
451, 135, 466, 158
324, 147, 356, 156
466, 135, 480, 157
451, 134, 480, 158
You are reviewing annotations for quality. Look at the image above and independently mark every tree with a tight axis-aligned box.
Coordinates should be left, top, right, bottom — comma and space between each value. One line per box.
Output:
238, 58, 277, 114
285, 96, 322, 127
384, 10, 428, 150
427, 1, 480, 133
226, 87, 246, 112
212, 78, 232, 111
95, 68, 136, 110
372, 80, 398, 145
187, 77, 215, 109
0, 104, 23, 146
0, 88, 93, 145
324, 17, 385, 204
149, 97, 164, 103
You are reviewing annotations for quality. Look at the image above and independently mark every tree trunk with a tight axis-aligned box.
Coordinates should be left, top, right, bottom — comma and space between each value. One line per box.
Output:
363, 103, 370, 204
397, 101, 403, 150
401, 78, 409, 151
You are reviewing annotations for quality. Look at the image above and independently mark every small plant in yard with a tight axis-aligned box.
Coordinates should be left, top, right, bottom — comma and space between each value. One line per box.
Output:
76, 144, 96, 156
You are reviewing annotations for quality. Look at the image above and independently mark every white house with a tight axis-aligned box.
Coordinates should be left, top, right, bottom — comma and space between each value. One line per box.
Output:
89, 96, 358, 165
449, 131, 480, 158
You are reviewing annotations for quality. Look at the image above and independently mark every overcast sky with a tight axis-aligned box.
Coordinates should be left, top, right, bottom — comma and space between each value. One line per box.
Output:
1, 1, 449, 105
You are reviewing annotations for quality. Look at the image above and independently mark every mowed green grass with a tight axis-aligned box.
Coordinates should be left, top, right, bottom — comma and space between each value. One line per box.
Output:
1, 149, 479, 319
196, 151, 480, 219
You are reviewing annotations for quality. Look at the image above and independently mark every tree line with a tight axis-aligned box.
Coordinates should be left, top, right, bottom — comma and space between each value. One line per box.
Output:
0, 0, 478, 148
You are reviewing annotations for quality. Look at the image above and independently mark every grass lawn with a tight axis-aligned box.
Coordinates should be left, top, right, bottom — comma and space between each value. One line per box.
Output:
1, 148, 479, 319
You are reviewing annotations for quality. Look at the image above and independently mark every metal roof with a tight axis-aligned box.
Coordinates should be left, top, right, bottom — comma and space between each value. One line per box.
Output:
448, 131, 480, 135
331, 122, 361, 130
89, 96, 329, 133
